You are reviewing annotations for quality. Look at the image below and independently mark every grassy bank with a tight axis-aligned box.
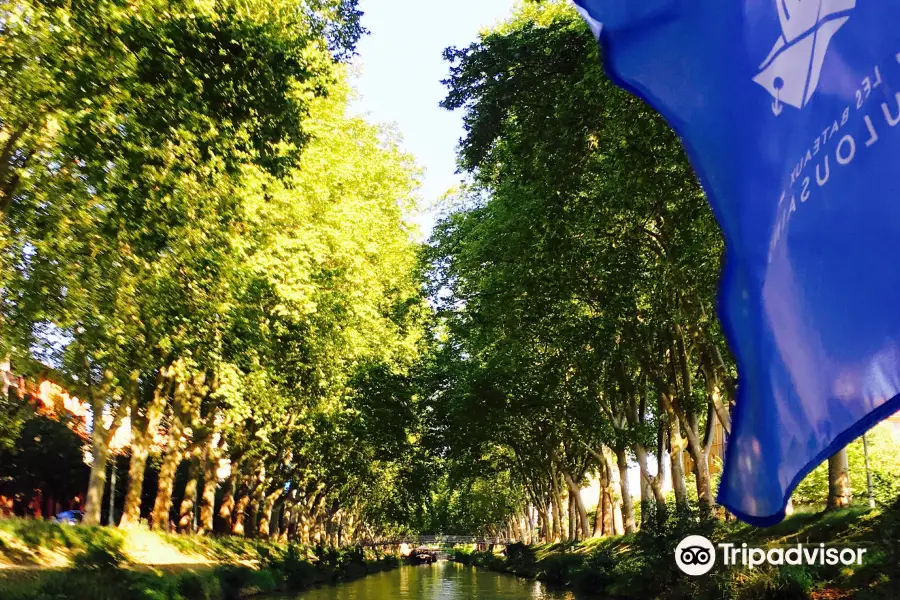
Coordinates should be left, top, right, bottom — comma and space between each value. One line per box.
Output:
0, 520, 401, 600
451, 502, 900, 600
0, 519, 285, 569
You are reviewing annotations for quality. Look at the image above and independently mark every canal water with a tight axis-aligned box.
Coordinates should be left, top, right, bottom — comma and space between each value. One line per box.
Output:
290, 562, 584, 599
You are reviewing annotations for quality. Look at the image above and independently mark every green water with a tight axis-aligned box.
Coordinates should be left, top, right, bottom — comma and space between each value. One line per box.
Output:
290, 562, 584, 600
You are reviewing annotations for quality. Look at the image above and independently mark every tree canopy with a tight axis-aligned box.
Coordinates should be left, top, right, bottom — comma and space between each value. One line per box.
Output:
0, 0, 890, 545
422, 0, 733, 539
0, 0, 432, 539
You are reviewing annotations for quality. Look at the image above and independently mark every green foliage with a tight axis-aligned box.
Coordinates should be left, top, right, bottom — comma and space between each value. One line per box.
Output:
425, 470, 527, 537
536, 552, 584, 586
279, 544, 320, 591
177, 571, 222, 600
707, 566, 815, 600
466, 549, 508, 572
504, 542, 539, 577
0, 545, 402, 600
0, 520, 123, 558
792, 423, 900, 507
214, 565, 257, 600
157, 532, 284, 564
0, 0, 428, 537
72, 536, 129, 572
0, 394, 28, 453
426, 0, 729, 537
0, 413, 89, 508
457, 502, 892, 600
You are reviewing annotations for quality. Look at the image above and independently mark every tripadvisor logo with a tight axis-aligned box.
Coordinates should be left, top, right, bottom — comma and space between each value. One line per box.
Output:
675, 535, 717, 576
675, 535, 867, 576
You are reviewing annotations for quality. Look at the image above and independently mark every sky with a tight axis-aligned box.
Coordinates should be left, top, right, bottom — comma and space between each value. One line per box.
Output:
351, 0, 518, 238
350, 0, 649, 499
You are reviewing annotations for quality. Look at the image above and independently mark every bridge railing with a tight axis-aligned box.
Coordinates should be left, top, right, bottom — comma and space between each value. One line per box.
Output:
359, 535, 518, 546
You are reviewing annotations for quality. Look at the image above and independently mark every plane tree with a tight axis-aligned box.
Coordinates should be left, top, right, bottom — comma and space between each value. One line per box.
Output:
430, 0, 732, 531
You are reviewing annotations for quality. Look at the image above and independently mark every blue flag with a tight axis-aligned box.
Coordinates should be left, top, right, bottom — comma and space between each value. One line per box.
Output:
574, 0, 900, 525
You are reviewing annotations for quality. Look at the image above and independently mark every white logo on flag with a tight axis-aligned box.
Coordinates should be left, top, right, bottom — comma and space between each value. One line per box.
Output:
754, 0, 856, 116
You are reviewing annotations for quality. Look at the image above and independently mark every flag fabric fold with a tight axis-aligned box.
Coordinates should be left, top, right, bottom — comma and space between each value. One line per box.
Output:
573, 0, 900, 525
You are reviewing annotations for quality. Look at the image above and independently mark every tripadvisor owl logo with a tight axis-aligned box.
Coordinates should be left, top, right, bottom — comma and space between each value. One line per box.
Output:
675, 535, 716, 576
675, 535, 869, 576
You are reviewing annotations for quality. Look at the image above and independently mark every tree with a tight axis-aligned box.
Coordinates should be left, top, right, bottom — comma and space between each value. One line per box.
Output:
426, 0, 730, 534
1, 0, 433, 536
0, 413, 89, 514
827, 447, 852, 510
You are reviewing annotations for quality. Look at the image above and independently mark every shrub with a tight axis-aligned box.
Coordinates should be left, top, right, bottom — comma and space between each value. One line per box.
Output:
281, 544, 319, 591
504, 542, 537, 577
471, 550, 506, 571
177, 570, 222, 600
127, 572, 180, 600
72, 536, 129, 572
710, 566, 814, 600
314, 543, 341, 578
374, 553, 400, 571
571, 546, 616, 593
338, 545, 366, 568
214, 564, 256, 600
537, 552, 584, 586
449, 546, 475, 564
248, 568, 279, 593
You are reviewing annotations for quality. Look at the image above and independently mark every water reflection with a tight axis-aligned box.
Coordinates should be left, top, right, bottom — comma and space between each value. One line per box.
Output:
291, 562, 584, 600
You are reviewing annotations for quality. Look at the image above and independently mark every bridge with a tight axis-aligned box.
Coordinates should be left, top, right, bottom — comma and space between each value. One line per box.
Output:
359, 535, 520, 547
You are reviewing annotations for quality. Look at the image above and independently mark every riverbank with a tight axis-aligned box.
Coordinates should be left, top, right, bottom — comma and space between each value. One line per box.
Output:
0, 520, 402, 599
452, 501, 900, 600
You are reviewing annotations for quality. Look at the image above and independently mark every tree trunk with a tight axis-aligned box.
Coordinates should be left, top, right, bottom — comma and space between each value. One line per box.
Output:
600, 489, 611, 536
602, 447, 625, 535
178, 453, 200, 533
827, 447, 852, 509
299, 510, 311, 545
522, 509, 531, 544
151, 449, 182, 531
702, 345, 733, 435
684, 425, 714, 518
551, 475, 565, 542
151, 372, 204, 531
232, 492, 251, 536
863, 433, 875, 509
670, 330, 716, 518
120, 370, 170, 528
669, 417, 689, 510
83, 395, 126, 526
693, 453, 714, 518
185, 421, 219, 535
640, 474, 652, 519
615, 448, 636, 534
119, 424, 156, 528
84, 431, 111, 526
661, 391, 714, 517
537, 507, 549, 543
258, 488, 284, 538
247, 497, 260, 538
150, 409, 187, 531
560, 468, 591, 540
218, 470, 237, 533
593, 469, 606, 538
198, 443, 220, 534
633, 442, 666, 508
272, 499, 285, 541
284, 498, 298, 543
